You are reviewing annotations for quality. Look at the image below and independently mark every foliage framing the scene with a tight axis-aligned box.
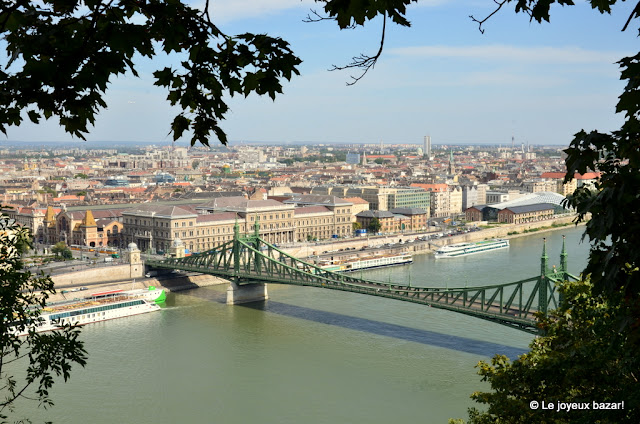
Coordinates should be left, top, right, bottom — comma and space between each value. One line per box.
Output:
0, 0, 301, 146
0, 213, 87, 421
452, 279, 640, 424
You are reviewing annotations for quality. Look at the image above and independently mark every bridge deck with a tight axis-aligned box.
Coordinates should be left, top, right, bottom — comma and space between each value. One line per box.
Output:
146, 233, 575, 334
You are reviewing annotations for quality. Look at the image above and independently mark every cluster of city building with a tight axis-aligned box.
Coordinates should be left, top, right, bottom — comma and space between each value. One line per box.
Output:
1, 140, 598, 254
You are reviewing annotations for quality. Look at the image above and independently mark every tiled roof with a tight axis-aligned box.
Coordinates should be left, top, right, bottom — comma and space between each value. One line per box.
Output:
122, 204, 197, 218
342, 197, 369, 205
197, 197, 289, 212
500, 203, 556, 214
389, 207, 427, 215
465, 205, 489, 211
294, 206, 331, 215
356, 210, 395, 218
196, 212, 238, 222
283, 194, 352, 206
410, 183, 448, 192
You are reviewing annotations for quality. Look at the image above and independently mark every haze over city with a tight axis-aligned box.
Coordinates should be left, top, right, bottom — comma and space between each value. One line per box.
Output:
2, 0, 637, 146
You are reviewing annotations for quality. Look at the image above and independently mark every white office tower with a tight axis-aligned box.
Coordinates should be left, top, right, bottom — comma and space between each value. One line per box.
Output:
424, 136, 432, 159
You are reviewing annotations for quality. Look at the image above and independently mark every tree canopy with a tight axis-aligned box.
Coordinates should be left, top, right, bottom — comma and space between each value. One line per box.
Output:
0, 214, 87, 421
367, 217, 381, 233
0, 0, 301, 146
453, 279, 640, 424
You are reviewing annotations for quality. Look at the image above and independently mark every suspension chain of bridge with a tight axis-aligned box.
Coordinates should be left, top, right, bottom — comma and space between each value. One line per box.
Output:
146, 220, 578, 334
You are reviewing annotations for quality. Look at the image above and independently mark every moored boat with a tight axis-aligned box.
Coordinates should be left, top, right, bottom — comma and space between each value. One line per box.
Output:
11, 287, 166, 336
319, 253, 413, 272
434, 239, 509, 259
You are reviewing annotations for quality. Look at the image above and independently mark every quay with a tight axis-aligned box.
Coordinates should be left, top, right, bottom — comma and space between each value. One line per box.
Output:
46, 214, 582, 303
281, 214, 582, 261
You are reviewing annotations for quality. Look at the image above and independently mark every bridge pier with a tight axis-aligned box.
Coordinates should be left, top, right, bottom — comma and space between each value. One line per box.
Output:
226, 282, 268, 305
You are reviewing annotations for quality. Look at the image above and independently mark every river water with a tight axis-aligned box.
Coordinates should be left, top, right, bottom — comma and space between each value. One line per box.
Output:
25, 227, 590, 424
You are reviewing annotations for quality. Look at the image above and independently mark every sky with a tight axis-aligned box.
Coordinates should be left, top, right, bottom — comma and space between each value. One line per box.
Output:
3, 0, 639, 147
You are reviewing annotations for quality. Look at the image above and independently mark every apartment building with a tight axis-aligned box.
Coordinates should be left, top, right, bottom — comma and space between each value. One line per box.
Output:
311, 186, 429, 212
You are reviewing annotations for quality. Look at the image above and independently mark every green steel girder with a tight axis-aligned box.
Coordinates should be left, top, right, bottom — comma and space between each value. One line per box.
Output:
145, 235, 580, 334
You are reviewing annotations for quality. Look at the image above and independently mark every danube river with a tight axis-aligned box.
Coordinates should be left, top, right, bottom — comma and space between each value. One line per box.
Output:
27, 227, 589, 423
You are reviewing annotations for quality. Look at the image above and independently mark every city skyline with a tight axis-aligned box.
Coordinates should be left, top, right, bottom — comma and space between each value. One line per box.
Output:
2, 1, 637, 147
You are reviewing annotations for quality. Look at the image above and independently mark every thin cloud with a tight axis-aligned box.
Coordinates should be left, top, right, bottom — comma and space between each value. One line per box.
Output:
201, 0, 447, 24
389, 44, 626, 65
199, 0, 313, 23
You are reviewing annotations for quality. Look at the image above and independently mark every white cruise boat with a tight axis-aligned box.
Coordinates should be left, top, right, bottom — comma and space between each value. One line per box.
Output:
319, 253, 413, 272
434, 239, 509, 259
11, 287, 166, 336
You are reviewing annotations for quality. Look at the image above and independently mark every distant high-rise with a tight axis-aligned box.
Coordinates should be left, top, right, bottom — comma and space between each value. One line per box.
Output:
424, 136, 431, 159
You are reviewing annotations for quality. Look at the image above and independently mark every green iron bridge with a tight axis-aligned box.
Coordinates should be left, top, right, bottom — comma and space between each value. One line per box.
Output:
146, 222, 578, 334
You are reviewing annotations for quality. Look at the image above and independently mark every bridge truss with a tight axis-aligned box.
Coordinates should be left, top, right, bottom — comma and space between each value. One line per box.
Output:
146, 222, 578, 334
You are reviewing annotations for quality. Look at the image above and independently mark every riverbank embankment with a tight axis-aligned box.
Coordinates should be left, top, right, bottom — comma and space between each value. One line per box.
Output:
431, 215, 586, 251
48, 214, 585, 297
281, 214, 585, 260
48, 273, 228, 303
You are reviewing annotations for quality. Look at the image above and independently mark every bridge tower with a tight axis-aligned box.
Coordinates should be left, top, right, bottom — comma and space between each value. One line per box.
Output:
560, 235, 568, 277
538, 238, 549, 316
226, 218, 269, 305
558, 235, 568, 305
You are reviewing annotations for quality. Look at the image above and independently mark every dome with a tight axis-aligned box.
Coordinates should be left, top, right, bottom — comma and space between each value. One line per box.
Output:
127, 242, 139, 251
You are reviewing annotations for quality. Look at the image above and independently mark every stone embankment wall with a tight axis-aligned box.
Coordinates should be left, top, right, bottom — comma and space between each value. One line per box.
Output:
49, 273, 228, 302
52, 263, 144, 287
147, 274, 228, 293
281, 214, 582, 258
430, 215, 583, 250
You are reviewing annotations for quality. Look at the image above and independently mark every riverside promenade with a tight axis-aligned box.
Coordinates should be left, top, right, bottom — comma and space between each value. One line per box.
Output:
46, 214, 584, 299
280, 214, 584, 259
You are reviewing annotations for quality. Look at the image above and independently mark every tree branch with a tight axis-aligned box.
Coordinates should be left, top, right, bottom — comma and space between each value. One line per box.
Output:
622, 0, 640, 31
303, 9, 356, 29
330, 13, 387, 86
469, 0, 508, 34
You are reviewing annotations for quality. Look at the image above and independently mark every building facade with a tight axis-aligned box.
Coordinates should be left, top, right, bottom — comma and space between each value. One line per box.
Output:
497, 204, 555, 224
